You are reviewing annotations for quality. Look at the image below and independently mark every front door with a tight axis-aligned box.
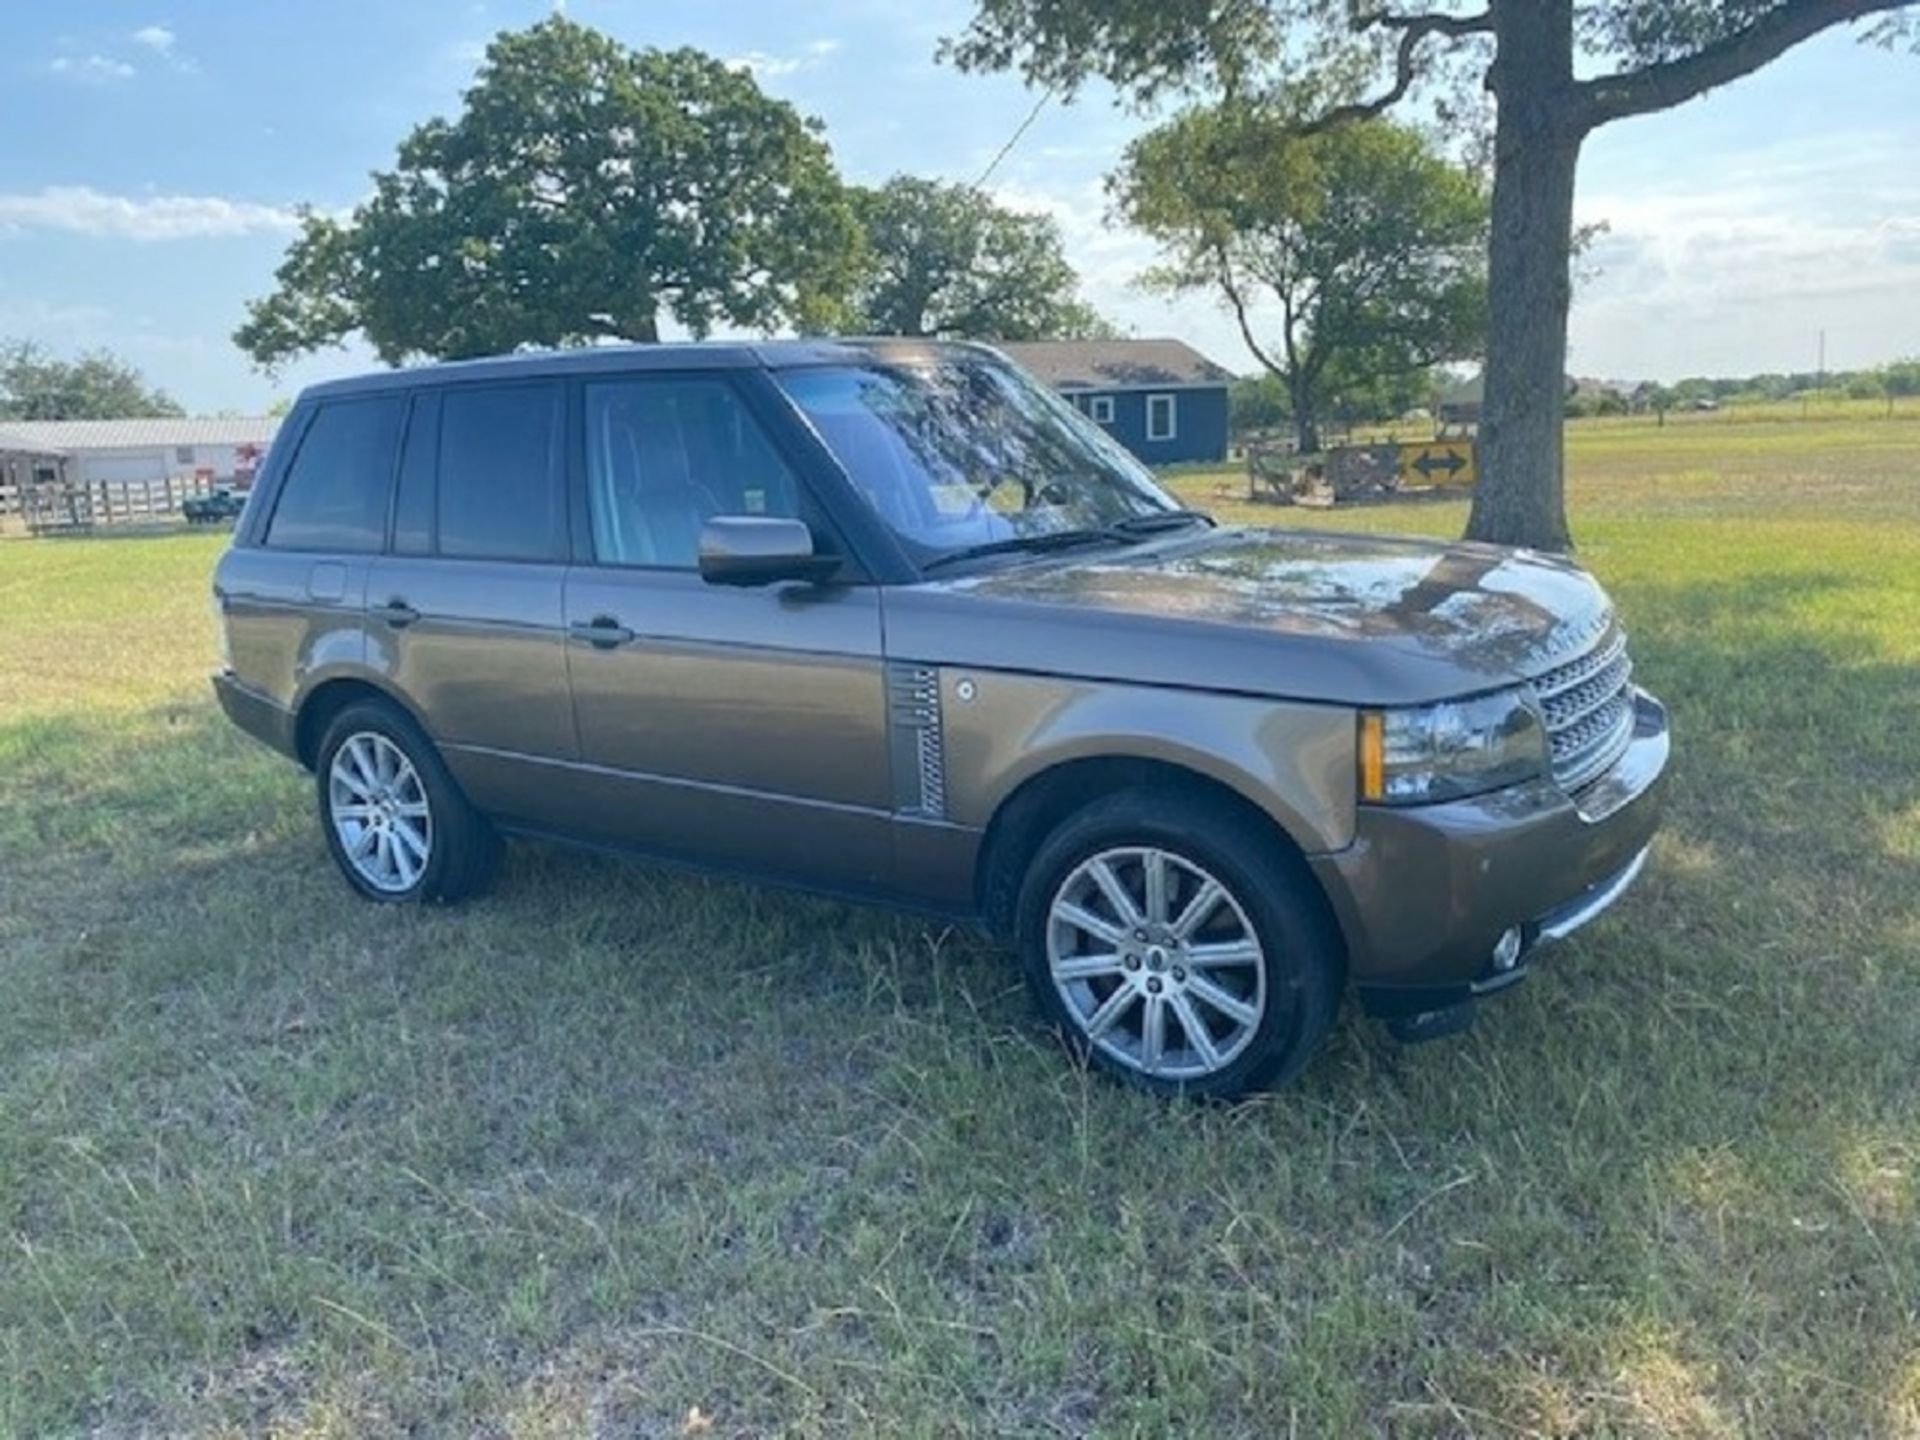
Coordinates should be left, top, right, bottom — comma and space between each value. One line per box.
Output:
365, 383, 577, 825
560, 373, 891, 891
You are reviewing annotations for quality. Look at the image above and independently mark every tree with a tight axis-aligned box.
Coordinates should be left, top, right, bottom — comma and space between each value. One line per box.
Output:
0, 339, 183, 421
847, 175, 1113, 339
236, 17, 860, 368
1114, 112, 1484, 453
944, 0, 1920, 549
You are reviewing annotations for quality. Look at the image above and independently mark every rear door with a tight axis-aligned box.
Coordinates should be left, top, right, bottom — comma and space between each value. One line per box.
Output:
559, 371, 892, 891
218, 394, 403, 711
364, 381, 577, 824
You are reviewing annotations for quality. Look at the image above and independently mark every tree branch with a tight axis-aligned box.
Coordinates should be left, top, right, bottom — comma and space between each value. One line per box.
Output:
1578, 0, 1914, 128
1297, 9, 1492, 133
1213, 246, 1287, 381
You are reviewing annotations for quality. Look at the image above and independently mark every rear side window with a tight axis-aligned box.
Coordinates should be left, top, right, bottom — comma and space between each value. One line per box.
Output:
265, 396, 404, 552
437, 383, 564, 562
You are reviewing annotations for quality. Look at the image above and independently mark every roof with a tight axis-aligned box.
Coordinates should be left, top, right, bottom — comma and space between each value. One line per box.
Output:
291, 336, 1236, 404
0, 415, 281, 455
992, 339, 1234, 391
298, 338, 1001, 401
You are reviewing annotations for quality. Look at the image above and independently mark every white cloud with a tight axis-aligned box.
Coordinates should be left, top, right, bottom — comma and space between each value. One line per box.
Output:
725, 39, 841, 78
1571, 148, 1920, 378
0, 187, 301, 241
49, 55, 136, 83
132, 25, 175, 54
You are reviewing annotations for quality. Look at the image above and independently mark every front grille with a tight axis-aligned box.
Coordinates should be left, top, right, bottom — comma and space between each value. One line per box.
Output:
1529, 623, 1635, 793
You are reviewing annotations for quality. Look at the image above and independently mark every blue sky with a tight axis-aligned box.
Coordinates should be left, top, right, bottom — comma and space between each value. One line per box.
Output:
3, 2, 1917, 414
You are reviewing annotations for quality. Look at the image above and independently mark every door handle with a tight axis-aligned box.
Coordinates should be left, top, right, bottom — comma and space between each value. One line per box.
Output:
569, 616, 634, 649
377, 599, 421, 629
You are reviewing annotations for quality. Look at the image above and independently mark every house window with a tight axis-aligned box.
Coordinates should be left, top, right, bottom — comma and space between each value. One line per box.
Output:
1146, 393, 1177, 442
174, 446, 195, 466
1087, 394, 1115, 424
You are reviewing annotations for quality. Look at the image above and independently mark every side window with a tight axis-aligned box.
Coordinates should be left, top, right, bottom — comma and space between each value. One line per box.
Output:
437, 383, 564, 562
584, 377, 804, 568
264, 396, 404, 552
1146, 393, 1176, 441
391, 392, 439, 556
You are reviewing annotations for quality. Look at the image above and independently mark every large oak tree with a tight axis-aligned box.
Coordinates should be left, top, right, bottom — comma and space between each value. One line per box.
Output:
945, 0, 1920, 549
849, 175, 1113, 339
236, 18, 860, 368
1115, 113, 1485, 453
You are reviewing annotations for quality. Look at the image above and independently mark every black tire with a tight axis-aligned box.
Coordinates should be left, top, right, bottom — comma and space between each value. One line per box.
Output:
314, 698, 499, 904
1013, 786, 1341, 1099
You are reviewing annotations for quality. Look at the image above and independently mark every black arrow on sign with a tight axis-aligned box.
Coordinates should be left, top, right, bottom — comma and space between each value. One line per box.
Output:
1411, 448, 1467, 479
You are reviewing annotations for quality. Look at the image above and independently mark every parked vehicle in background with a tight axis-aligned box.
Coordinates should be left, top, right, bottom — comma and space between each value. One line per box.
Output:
182, 487, 246, 525
210, 340, 1669, 1097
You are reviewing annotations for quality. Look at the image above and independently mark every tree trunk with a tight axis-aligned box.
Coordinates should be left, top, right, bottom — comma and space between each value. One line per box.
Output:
1290, 401, 1320, 456
1287, 354, 1319, 454
1466, 0, 1582, 552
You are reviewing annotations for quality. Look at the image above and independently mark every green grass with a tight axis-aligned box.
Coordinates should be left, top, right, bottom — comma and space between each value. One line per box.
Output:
3, 412, 1919, 1436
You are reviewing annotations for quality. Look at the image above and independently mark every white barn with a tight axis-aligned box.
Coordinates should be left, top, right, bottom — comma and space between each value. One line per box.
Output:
0, 415, 281, 493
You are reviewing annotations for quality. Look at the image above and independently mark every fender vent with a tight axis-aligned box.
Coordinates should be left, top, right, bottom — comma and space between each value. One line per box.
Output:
887, 663, 946, 818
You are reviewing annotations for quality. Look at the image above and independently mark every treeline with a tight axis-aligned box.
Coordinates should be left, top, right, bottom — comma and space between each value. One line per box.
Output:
1654, 361, 1920, 408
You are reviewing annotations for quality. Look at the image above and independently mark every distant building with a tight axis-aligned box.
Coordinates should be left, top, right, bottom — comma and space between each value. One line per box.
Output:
1434, 372, 1483, 429
995, 338, 1233, 466
0, 415, 281, 495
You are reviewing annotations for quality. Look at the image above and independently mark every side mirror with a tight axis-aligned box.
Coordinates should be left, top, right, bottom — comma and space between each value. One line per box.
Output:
697, 516, 841, 588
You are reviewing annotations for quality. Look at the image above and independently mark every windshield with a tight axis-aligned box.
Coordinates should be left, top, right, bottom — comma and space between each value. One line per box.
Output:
774, 356, 1182, 559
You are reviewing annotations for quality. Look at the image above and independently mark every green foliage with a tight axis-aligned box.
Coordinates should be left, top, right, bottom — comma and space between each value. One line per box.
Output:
1885, 359, 1920, 396
1115, 110, 1484, 452
0, 339, 183, 421
846, 176, 1112, 339
236, 18, 860, 368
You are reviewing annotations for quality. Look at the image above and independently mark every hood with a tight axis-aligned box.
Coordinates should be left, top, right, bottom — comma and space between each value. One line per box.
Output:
884, 526, 1616, 707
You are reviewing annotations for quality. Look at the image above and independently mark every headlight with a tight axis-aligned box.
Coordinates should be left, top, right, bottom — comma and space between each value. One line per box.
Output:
1358, 689, 1548, 804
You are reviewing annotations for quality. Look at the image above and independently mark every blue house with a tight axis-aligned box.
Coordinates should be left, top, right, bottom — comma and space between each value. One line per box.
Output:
997, 338, 1234, 467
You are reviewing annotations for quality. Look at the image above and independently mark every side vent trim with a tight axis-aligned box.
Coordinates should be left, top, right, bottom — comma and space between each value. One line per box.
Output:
886, 663, 946, 819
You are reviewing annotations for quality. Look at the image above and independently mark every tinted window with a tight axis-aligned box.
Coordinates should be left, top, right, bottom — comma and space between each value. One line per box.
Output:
392, 392, 439, 556
585, 378, 803, 568
265, 397, 403, 552
438, 383, 564, 562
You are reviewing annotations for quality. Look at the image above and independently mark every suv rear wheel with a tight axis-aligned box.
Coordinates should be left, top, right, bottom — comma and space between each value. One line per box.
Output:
315, 699, 498, 904
1014, 788, 1340, 1098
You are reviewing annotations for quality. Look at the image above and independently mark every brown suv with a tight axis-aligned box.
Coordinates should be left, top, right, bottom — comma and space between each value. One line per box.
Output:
212, 340, 1668, 1096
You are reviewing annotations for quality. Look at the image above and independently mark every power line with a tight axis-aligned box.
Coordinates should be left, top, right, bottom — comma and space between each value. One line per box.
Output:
974, 86, 1054, 188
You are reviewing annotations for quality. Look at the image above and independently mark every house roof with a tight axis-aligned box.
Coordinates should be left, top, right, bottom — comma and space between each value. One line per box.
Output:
0, 416, 281, 456
993, 339, 1235, 391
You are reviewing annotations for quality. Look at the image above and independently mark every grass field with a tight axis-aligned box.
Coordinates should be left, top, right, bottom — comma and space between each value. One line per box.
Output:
3, 411, 1918, 1436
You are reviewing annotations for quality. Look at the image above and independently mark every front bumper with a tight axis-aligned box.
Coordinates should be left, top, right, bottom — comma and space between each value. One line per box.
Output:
1309, 689, 1670, 1018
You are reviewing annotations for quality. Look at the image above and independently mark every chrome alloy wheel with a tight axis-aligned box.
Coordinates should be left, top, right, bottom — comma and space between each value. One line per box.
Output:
1046, 846, 1268, 1081
327, 731, 433, 894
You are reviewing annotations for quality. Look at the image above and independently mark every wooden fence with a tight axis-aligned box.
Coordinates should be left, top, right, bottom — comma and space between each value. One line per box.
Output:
0, 474, 224, 536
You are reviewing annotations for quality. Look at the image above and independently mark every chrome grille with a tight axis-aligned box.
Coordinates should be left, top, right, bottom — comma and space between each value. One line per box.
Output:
1529, 624, 1635, 793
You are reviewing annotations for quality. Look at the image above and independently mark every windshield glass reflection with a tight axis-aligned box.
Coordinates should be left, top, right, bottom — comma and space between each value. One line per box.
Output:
776, 357, 1179, 557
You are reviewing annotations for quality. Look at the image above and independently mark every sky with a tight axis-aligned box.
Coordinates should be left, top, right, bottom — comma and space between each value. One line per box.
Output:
2, 2, 1917, 415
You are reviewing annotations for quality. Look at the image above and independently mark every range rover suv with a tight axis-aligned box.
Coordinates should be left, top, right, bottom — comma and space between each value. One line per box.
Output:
212, 340, 1669, 1097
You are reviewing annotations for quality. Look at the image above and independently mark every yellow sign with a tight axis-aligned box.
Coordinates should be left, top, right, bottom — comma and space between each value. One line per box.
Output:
1398, 440, 1476, 487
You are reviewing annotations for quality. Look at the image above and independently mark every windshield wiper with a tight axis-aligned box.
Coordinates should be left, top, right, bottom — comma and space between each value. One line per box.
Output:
1108, 508, 1217, 536
921, 529, 1119, 572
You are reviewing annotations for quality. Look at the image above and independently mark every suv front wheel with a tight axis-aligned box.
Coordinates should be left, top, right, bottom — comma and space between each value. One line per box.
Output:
315, 699, 498, 904
1014, 788, 1340, 1098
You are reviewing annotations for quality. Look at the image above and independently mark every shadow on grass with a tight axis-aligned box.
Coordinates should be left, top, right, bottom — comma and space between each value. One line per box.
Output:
1, 582, 1917, 1435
